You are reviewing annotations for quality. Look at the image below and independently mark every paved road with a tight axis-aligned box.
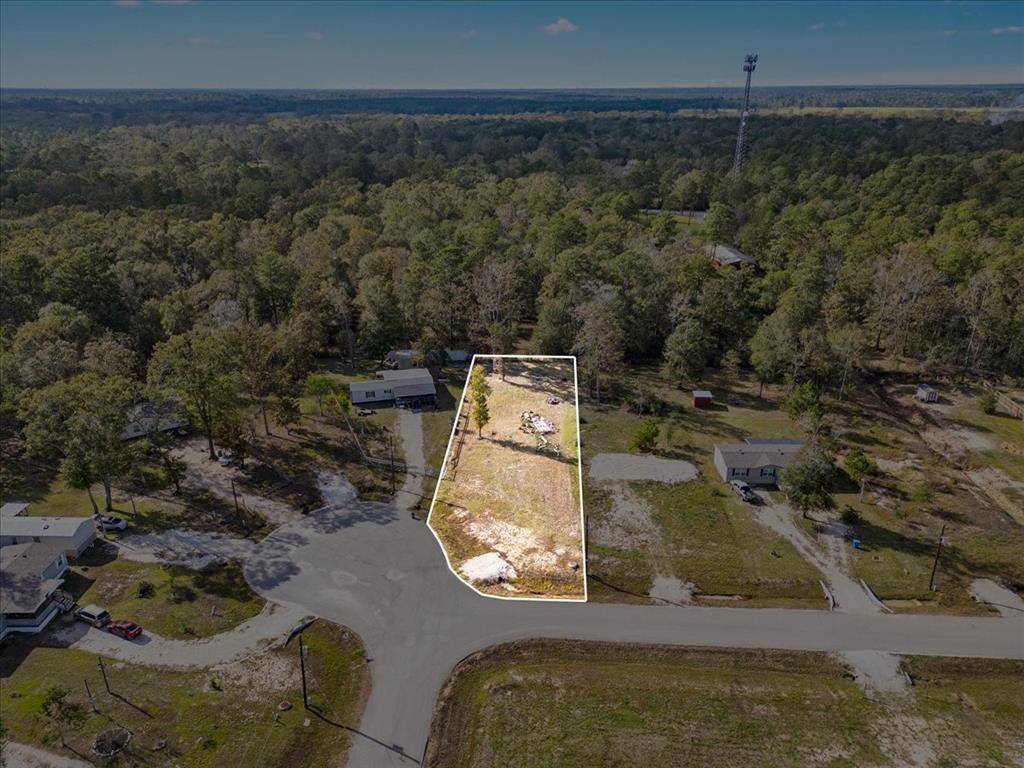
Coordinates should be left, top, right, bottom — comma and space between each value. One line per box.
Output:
243, 411, 1024, 767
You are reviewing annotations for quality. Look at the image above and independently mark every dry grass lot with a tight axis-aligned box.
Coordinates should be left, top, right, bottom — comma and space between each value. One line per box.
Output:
430, 357, 584, 599
425, 640, 1024, 768
0, 621, 367, 768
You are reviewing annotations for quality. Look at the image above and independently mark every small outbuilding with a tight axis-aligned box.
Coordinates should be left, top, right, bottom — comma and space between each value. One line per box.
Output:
915, 384, 939, 403
706, 244, 756, 269
692, 390, 713, 408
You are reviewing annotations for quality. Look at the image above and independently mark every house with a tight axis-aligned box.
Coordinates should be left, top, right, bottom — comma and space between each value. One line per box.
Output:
706, 243, 756, 269
692, 390, 713, 408
1, 502, 30, 518
350, 368, 437, 409
122, 399, 188, 440
713, 438, 804, 486
446, 349, 472, 364
915, 384, 939, 403
1, 542, 71, 641
383, 349, 423, 370
0, 516, 97, 558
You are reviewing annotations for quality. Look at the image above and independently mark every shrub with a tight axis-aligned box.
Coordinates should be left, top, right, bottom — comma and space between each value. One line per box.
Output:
136, 581, 155, 599
979, 391, 997, 415
840, 506, 861, 525
630, 418, 660, 452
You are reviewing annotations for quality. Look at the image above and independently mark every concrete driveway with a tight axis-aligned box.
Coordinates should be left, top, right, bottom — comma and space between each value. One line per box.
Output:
244, 411, 1024, 767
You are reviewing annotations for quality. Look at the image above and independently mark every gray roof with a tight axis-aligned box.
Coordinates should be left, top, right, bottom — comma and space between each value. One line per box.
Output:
706, 243, 756, 266
1, 543, 66, 613
693, 390, 713, 398
392, 380, 437, 398
0, 515, 95, 538
377, 368, 433, 381
715, 440, 804, 469
350, 369, 435, 398
1, 502, 29, 518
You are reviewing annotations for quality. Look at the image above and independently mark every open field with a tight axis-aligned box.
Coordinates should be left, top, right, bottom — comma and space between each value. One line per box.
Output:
0, 621, 366, 768
425, 639, 1024, 768
68, 554, 265, 640
429, 357, 584, 599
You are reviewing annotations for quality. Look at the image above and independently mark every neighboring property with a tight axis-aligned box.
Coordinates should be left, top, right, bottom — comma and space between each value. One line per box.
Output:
384, 349, 423, 370
1, 502, 30, 518
350, 368, 437, 409
692, 390, 714, 408
0, 516, 97, 558
0, 542, 71, 641
446, 349, 472, 364
122, 399, 188, 440
706, 243, 756, 269
713, 438, 804, 486
915, 383, 939, 403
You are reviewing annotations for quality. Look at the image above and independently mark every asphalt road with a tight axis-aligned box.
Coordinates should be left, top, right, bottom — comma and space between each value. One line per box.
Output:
243, 411, 1024, 767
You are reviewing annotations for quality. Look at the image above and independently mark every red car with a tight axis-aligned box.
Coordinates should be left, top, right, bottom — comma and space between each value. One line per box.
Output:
106, 620, 143, 640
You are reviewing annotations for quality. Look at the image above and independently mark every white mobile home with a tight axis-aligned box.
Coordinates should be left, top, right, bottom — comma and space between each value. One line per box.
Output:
713, 439, 804, 487
350, 368, 437, 408
0, 516, 96, 558
0, 542, 71, 641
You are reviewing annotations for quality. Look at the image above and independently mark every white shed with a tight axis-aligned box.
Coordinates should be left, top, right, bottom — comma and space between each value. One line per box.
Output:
0, 516, 97, 558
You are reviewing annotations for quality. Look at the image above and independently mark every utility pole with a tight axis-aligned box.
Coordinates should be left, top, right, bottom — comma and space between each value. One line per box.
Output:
928, 524, 947, 591
97, 656, 111, 693
732, 53, 758, 173
298, 637, 309, 709
84, 678, 98, 713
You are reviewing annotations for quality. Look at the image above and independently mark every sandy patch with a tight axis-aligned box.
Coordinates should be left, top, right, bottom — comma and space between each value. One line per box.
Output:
590, 483, 661, 549
589, 453, 698, 483
839, 650, 910, 696
461, 552, 518, 585
119, 529, 255, 569
649, 577, 695, 605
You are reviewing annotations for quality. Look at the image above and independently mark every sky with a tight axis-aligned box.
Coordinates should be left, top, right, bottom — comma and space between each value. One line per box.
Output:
1, 0, 1022, 89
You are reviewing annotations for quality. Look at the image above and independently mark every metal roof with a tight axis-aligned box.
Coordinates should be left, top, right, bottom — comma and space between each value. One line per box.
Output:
706, 243, 756, 266
392, 381, 437, 398
377, 368, 434, 381
1, 502, 29, 518
0, 516, 95, 538
715, 441, 803, 469
693, 390, 713, 398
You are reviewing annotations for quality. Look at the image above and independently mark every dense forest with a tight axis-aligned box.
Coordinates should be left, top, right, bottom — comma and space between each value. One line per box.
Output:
1, 96, 1023, 502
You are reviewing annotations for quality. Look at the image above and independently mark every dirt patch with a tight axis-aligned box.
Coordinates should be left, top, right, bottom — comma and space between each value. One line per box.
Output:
589, 453, 698, 483
648, 576, 695, 605
589, 483, 661, 549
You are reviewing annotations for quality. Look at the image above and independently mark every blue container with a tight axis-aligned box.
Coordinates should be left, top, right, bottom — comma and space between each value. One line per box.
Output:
852, 539, 861, 549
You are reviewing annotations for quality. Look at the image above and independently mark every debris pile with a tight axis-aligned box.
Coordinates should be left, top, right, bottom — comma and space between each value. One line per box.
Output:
461, 552, 518, 585
520, 411, 556, 434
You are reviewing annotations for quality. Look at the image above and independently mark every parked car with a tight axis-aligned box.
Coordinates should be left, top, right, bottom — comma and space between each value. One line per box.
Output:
356, 408, 375, 417
106, 620, 143, 640
729, 480, 759, 503
95, 514, 127, 531
75, 604, 111, 627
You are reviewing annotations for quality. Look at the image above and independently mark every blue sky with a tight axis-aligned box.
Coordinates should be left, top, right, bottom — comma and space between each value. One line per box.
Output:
1, 1, 1021, 89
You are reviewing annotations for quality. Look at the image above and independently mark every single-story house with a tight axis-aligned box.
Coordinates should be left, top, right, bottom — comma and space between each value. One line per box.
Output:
1, 502, 30, 518
915, 384, 938, 403
713, 438, 804, 486
350, 368, 437, 409
693, 390, 713, 408
1, 542, 71, 641
446, 349, 472, 364
0, 516, 97, 558
122, 399, 188, 440
706, 243, 756, 269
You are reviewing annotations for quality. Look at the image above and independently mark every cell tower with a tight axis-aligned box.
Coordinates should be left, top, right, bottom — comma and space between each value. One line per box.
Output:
732, 53, 758, 173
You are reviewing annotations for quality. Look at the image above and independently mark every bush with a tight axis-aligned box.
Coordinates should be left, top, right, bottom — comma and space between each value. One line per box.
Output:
979, 391, 997, 415
171, 584, 196, 603
630, 418, 660, 452
136, 581, 155, 599
840, 506, 861, 525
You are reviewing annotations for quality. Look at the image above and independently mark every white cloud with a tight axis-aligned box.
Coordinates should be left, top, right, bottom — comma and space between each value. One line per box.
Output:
943, 29, 958, 37
808, 21, 825, 32
991, 26, 1023, 35
305, 31, 325, 41
459, 28, 479, 39
542, 18, 579, 36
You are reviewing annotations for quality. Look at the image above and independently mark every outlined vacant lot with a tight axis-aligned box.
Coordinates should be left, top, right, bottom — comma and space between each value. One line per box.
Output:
428, 355, 586, 601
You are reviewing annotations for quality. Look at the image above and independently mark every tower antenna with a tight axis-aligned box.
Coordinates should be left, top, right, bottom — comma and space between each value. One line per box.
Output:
732, 53, 758, 173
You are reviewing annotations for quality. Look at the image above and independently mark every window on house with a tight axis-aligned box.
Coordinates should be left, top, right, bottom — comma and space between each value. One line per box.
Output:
760, 467, 775, 477
732, 468, 748, 477
365, 391, 375, 398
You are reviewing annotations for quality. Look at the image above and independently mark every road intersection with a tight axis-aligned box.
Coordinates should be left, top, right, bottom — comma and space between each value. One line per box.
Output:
241, 410, 1024, 767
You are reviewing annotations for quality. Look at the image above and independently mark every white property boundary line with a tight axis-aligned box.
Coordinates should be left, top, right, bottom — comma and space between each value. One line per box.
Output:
425, 354, 588, 603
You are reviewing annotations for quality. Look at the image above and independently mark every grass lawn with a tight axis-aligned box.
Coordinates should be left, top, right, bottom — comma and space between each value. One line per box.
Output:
0, 621, 367, 768
425, 640, 1024, 768
69, 557, 264, 640
581, 377, 823, 608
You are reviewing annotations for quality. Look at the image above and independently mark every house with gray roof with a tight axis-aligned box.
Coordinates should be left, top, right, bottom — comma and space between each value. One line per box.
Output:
706, 243, 757, 269
0, 515, 96, 558
1, 542, 70, 641
713, 438, 804, 486
350, 368, 437, 409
